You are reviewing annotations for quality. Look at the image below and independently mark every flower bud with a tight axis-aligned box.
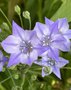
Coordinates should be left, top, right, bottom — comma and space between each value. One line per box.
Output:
2, 22, 9, 30
23, 11, 30, 20
15, 5, 21, 16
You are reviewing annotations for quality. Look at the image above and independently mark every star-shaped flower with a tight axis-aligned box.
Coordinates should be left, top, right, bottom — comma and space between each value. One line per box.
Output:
1, 21, 40, 67
34, 20, 66, 60
45, 17, 71, 51
34, 55, 69, 79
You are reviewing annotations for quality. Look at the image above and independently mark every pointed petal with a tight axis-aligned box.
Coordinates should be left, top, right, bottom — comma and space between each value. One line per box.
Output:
30, 50, 38, 61
20, 54, 29, 64
34, 22, 50, 39
48, 47, 59, 61
56, 57, 69, 68
12, 21, 24, 40
52, 35, 70, 51
64, 30, 71, 39
23, 30, 35, 41
58, 18, 69, 33
8, 53, 21, 67
50, 21, 58, 35
53, 66, 61, 79
52, 34, 66, 42
45, 17, 54, 28
34, 22, 43, 40
1, 35, 20, 53
20, 50, 38, 65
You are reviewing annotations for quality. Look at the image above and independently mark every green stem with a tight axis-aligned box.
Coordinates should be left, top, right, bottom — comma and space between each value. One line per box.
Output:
29, 18, 31, 30
61, 67, 71, 70
7, 69, 17, 90
38, 0, 43, 22
20, 66, 30, 90
0, 8, 11, 28
0, 76, 11, 84
20, 74, 25, 90
19, 15, 23, 28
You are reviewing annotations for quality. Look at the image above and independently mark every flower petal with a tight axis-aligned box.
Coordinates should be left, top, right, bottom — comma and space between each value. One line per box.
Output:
8, 53, 21, 67
12, 21, 25, 40
34, 22, 50, 39
20, 50, 38, 65
52, 37, 70, 51
58, 18, 69, 33
64, 30, 71, 39
23, 30, 35, 41
53, 66, 61, 79
1, 35, 20, 53
45, 17, 54, 26
48, 47, 59, 61
50, 21, 58, 35
56, 57, 69, 68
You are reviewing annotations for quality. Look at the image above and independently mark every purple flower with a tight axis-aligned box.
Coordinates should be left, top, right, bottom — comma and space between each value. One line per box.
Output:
0, 50, 8, 72
34, 20, 67, 60
1, 21, 40, 67
34, 55, 69, 79
45, 17, 71, 51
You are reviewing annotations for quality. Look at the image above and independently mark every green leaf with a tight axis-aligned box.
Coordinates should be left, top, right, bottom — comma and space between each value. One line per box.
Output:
51, 0, 71, 22
43, 0, 62, 19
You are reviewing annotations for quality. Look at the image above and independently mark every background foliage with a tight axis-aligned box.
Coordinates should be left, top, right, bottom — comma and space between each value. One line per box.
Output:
0, 0, 71, 90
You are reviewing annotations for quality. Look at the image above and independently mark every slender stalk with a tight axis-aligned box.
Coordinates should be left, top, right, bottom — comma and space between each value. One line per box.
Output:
0, 76, 11, 84
61, 67, 71, 70
19, 15, 23, 28
20, 66, 30, 90
7, 69, 17, 90
0, 8, 11, 28
29, 18, 31, 30
20, 74, 25, 90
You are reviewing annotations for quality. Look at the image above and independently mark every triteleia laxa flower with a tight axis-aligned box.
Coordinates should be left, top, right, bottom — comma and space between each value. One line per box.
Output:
34, 21, 66, 60
1, 21, 40, 67
45, 17, 71, 51
0, 50, 8, 71
34, 55, 69, 79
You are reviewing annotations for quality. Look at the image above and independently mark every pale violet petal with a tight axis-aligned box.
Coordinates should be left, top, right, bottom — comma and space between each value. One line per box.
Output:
8, 53, 21, 67
53, 66, 61, 79
58, 18, 69, 33
45, 17, 54, 26
64, 30, 71, 39
56, 57, 69, 68
1, 35, 20, 54
34, 22, 50, 39
12, 21, 25, 40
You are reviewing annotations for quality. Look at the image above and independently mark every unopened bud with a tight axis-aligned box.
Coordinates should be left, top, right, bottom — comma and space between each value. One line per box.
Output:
2, 22, 9, 30
15, 5, 21, 16
23, 11, 30, 20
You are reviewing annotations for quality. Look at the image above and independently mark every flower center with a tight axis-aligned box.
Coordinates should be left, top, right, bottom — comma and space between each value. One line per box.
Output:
41, 35, 51, 46
20, 40, 33, 53
47, 60, 55, 66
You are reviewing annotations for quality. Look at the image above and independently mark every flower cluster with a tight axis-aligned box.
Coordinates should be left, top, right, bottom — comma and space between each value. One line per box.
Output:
1, 17, 71, 79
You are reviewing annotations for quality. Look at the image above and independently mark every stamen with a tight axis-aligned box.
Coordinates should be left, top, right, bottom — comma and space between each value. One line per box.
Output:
20, 40, 33, 54
47, 60, 55, 66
